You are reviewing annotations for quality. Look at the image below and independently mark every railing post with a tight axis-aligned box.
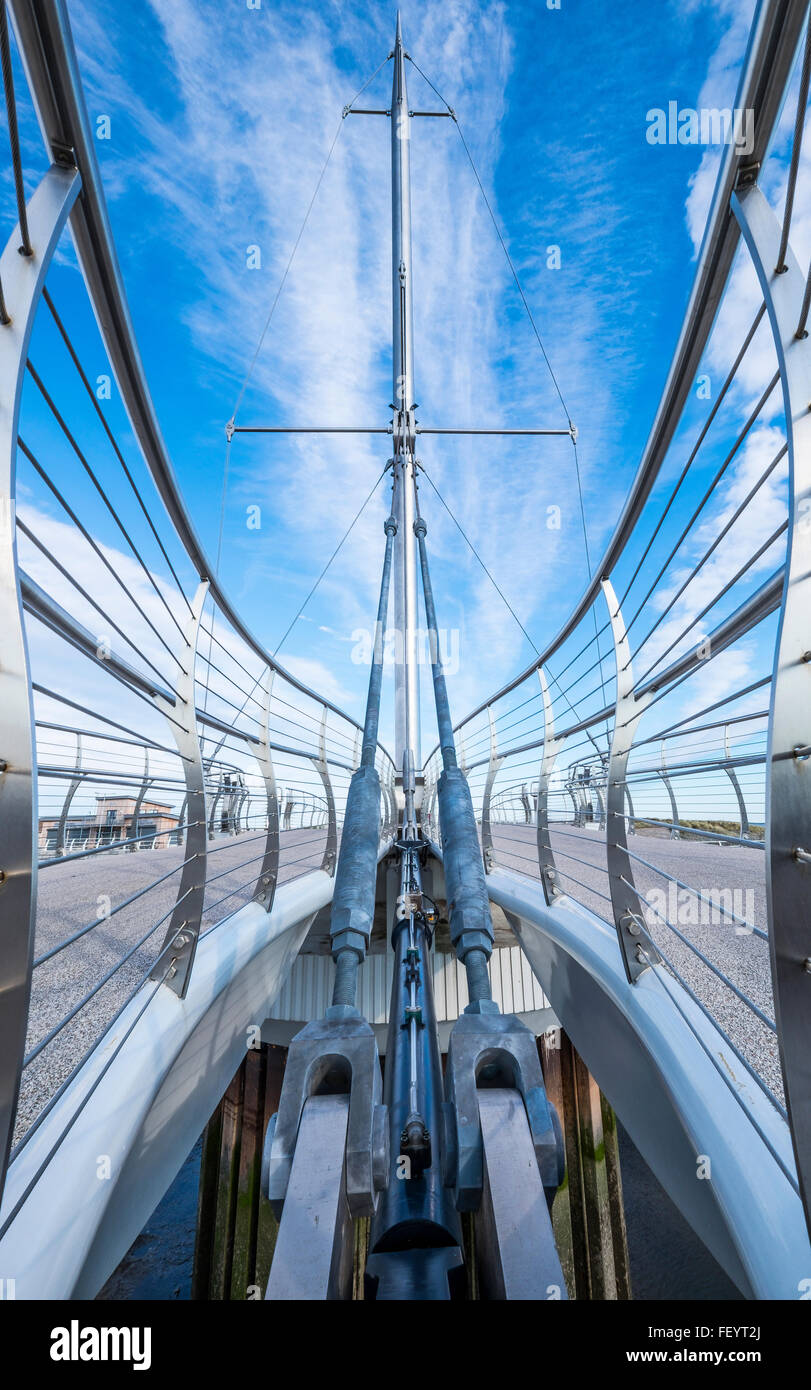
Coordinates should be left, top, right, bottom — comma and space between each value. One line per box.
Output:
126, 746, 150, 850
481, 706, 502, 873
659, 742, 680, 840
173, 792, 187, 846
733, 180, 811, 1232
723, 723, 750, 838
55, 729, 83, 857
536, 668, 562, 905
254, 668, 280, 910
0, 162, 80, 1200
150, 580, 208, 998
208, 774, 223, 841
316, 704, 337, 875
602, 580, 661, 983
235, 784, 248, 834
593, 779, 606, 831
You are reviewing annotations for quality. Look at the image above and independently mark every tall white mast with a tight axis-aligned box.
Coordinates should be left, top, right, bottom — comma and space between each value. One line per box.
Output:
391, 11, 420, 777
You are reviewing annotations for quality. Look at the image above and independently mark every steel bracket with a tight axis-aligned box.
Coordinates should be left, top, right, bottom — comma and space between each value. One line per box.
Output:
262, 1014, 388, 1218
442, 1011, 564, 1211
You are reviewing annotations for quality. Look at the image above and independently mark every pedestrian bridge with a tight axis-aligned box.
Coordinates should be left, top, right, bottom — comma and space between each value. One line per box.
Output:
0, 0, 810, 1300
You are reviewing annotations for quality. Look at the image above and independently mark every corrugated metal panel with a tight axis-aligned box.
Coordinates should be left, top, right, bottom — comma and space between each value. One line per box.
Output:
267, 946, 549, 1024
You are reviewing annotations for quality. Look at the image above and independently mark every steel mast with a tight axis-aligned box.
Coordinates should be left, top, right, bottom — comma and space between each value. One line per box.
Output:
391, 10, 420, 779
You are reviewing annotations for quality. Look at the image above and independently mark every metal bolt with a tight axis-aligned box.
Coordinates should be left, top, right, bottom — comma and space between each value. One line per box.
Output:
804, 958, 811, 975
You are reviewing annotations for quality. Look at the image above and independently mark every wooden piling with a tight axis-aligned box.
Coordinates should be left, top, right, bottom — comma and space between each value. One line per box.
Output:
193, 1043, 372, 1299
539, 1029, 631, 1300
194, 1033, 629, 1300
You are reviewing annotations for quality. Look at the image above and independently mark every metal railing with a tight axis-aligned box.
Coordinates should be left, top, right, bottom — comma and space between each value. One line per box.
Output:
424, 0, 811, 1228
0, 0, 397, 1188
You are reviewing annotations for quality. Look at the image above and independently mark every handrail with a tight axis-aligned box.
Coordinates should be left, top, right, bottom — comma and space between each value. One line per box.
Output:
423, 0, 806, 757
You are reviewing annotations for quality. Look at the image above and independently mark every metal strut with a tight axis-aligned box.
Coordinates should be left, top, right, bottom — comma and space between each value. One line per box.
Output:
414, 494, 568, 1297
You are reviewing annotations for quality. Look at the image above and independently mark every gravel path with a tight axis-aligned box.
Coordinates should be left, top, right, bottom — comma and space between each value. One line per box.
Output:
491, 821, 782, 1104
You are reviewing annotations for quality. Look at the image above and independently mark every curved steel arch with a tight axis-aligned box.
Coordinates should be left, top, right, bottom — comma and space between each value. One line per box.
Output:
733, 179, 811, 1234
0, 160, 80, 1194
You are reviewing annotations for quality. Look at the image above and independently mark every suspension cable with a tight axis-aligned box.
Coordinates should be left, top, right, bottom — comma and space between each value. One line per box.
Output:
227, 52, 392, 429
406, 52, 607, 730
417, 463, 607, 758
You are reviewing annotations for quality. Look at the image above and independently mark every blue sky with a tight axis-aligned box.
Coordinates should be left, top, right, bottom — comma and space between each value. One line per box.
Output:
12, 0, 802, 777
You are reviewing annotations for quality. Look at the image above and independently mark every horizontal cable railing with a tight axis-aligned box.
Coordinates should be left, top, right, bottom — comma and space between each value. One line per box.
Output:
424, 0, 811, 1222
0, 0, 397, 1180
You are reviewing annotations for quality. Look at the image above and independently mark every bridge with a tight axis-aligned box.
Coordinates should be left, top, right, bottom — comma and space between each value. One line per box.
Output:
0, 0, 810, 1300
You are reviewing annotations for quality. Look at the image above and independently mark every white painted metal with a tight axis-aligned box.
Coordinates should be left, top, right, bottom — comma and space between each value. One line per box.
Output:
265, 1094, 353, 1301
477, 1089, 567, 1300
485, 864, 811, 1300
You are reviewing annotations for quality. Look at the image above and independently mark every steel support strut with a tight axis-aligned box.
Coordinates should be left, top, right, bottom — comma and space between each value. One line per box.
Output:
365, 758, 465, 1300
329, 514, 396, 1009
413, 502, 566, 1295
